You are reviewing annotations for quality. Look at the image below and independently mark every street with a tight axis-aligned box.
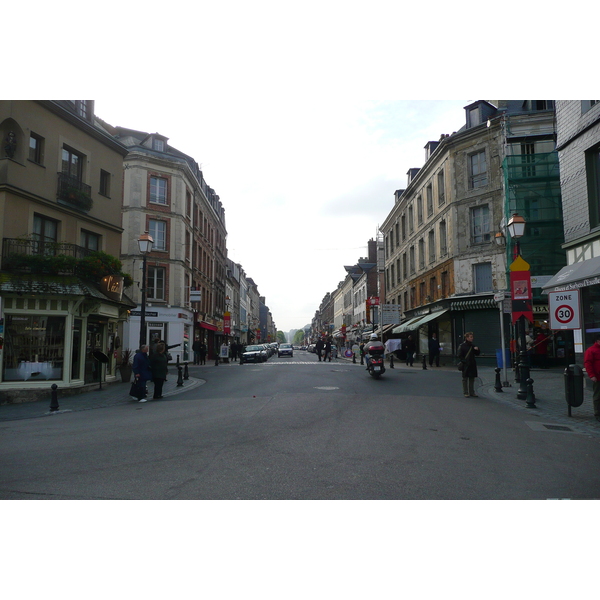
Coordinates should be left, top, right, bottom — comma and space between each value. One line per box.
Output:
1, 350, 600, 499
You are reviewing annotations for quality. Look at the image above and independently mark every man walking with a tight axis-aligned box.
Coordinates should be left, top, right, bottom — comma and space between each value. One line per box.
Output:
428, 333, 441, 367
402, 335, 416, 367
583, 334, 600, 422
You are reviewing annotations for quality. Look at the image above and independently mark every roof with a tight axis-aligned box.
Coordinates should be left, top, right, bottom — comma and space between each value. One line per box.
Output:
0, 273, 136, 308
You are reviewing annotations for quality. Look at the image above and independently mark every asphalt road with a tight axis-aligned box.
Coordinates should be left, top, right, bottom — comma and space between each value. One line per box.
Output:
2, 351, 600, 499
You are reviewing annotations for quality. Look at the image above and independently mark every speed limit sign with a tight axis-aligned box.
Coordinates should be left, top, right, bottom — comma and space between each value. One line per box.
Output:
549, 290, 580, 329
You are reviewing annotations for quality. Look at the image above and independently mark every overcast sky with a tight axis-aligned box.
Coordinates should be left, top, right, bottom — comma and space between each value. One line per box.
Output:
94, 98, 470, 334
11, 2, 590, 336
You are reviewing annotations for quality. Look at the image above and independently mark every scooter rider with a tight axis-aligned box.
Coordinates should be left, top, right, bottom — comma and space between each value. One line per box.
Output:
364, 333, 385, 370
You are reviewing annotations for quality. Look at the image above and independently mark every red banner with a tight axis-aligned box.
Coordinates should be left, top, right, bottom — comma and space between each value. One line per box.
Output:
510, 269, 533, 324
224, 311, 231, 334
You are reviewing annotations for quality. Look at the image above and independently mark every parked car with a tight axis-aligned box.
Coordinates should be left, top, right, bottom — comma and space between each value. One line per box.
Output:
278, 343, 294, 358
307, 344, 316, 353
240, 345, 268, 364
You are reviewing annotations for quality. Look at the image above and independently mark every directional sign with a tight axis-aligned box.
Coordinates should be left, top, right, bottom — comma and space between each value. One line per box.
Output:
548, 290, 580, 330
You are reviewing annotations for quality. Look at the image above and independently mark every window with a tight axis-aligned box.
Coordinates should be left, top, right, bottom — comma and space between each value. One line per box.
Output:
80, 230, 100, 251
471, 205, 491, 243
409, 246, 415, 274
440, 220, 447, 256
152, 138, 165, 152
468, 106, 480, 127
391, 264, 395, 286
395, 222, 399, 248
437, 170, 445, 205
402, 253, 407, 281
62, 146, 83, 180
582, 101, 600, 114
520, 142, 536, 177
33, 214, 58, 254
474, 262, 493, 293
418, 238, 425, 270
417, 196, 423, 224
396, 258, 401, 284
587, 146, 600, 226
441, 271, 448, 297
428, 229, 435, 264
150, 176, 168, 204
74, 101, 90, 120
186, 190, 192, 218
99, 169, 111, 197
408, 205, 414, 232
401, 214, 406, 240
429, 277, 437, 301
149, 219, 167, 251
147, 266, 166, 300
420, 282, 426, 304
469, 150, 487, 189
29, 133, 44, 164
426, 185, 433, 216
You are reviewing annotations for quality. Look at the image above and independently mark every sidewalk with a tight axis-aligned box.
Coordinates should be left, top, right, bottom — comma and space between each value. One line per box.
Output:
0, 372, 205, 422
337, 353, 600, 437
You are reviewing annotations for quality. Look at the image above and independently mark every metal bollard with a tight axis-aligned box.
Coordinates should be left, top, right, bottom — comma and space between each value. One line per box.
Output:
390, 353, 394, 368
526, 377, 536, 408
514, 362, 521, 383
494, 368, 503, 393
422, 354, 427, 370
177, 365, 184, 387
50, 384, 59, 412
183, 362, 189, 380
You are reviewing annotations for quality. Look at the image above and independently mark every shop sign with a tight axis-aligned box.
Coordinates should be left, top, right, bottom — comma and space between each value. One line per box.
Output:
100, 275, 124, 302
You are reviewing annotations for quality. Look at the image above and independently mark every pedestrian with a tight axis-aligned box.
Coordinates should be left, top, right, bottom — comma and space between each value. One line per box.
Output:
359, 342, 365, 365
457, 332, 481, 398
315, 338, 324, 361
402, 335, 416, 366
132, 345, 152, 402
199, 341, 207, 365
324, 338, 332, 362
231, 342, 238, 362
192, 338, 202, 365
583, 334, 600, 422
149, 342, 169, 399
428, 332, 441, 367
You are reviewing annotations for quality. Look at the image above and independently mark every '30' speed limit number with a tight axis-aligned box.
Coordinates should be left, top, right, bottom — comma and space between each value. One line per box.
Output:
549, 290, 580, 330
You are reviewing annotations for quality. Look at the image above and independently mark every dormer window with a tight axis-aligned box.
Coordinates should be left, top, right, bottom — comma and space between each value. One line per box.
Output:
468, 106, 481, 127
152, 138, 165, 152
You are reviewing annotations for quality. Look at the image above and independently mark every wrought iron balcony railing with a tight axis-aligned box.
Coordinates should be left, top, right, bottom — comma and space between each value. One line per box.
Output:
1, 238, 94, 274
57, 172, 93, 211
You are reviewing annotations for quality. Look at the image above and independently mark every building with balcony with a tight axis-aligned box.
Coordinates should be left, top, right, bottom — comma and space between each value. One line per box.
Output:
0, 101, 135, 401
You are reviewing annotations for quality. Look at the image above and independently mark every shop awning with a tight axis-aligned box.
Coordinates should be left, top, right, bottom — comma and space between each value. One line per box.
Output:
197, 320, 218, 331
542, 257, 600, 292
392, 316, 425, 334
409, 309, 449, 328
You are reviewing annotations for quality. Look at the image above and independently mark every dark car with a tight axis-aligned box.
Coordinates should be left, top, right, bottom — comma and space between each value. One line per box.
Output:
240, 345, 267, 364
278, 343, 294, 358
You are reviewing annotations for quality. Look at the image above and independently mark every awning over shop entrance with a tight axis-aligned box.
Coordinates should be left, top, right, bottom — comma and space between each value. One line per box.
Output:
392, 315, 425, 334
542, 257, 600, 292
197, 320, 218, 331
409, 309, 449, 329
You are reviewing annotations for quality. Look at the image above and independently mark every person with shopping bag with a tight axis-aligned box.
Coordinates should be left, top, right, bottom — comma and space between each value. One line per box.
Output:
131, 345, 152, 402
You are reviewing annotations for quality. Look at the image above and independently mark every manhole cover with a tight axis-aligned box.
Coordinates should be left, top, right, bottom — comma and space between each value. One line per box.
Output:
543, 424, 573, 432
314, 386, 339, 390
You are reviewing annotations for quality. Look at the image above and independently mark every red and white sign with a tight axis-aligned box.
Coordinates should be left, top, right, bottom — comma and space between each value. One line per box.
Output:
224, 311, 231, 335
549, 291, 580, 330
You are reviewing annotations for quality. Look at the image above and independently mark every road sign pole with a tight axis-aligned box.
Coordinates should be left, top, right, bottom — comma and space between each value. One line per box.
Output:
498, 299, 510, 387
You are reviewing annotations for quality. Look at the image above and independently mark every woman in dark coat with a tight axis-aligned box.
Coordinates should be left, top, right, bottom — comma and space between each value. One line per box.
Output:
457, 332, 481, 397
149, 342, 169, 399
132, 345, 152, 402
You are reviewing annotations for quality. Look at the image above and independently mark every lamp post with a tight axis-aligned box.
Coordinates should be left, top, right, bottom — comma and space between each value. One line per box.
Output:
138, 232, 154, 350
507, 213, 534, 405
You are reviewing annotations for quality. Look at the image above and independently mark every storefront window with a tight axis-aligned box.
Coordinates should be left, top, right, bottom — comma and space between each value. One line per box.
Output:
2, 315, 66, 381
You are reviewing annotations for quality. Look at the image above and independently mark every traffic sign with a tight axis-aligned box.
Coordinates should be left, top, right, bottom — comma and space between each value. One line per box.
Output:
549, 290, 580, 330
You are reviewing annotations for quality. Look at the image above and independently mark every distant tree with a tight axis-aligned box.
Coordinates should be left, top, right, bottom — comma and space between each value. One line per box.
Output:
276, 331, 287, 343
293, 330, 305, 345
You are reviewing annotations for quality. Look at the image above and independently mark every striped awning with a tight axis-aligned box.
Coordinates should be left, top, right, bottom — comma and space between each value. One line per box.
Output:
450, 298, 497, 310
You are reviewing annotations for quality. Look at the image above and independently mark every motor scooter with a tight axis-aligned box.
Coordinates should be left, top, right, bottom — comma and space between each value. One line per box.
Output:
367, 350, 386, 379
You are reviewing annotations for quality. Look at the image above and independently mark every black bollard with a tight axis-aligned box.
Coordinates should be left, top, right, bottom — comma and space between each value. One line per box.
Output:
183, 362, 189, 380
525, 377, 536, 408
50, 383, 59, 412
514, 362, 521, 383
177, 365, 184, 387
353, 353, 356, 364
422, 355, 427, 370
390, 353, 394, 368
494, 368, 503, 392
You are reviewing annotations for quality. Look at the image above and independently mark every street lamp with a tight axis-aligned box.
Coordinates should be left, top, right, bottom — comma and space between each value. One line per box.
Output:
138, 232, 154, 350
507, 214, 535, 405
